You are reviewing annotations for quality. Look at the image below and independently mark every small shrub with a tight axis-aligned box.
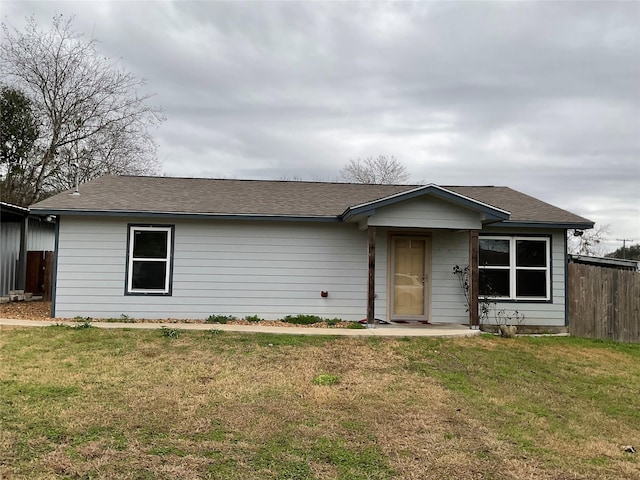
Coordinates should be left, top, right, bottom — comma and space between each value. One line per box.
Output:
119, 313, 136, 323
209, 329, 224, 337
325, 317, 342, 327
244, 315, 262, 323
282, 314, 322, 325
347, 322, 366, 329
72, 321, 93, 329
160, 326, 181, 339
73, 316, 92, 322
313, 374, 341, 386
495, 309, 526, 326
206, 314, 236, 324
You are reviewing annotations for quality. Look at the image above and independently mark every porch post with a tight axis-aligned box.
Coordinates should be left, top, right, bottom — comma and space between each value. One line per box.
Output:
469, 230, 479, 328
367, 226, 376, 326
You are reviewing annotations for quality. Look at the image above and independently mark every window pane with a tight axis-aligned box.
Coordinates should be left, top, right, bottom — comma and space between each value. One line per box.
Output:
516, 240, 546, 267
132, 261, 166, 290
479, 269, 510, 296
479, 239, 510, 266
133, 230, 168, 258
516, 270, 547, 297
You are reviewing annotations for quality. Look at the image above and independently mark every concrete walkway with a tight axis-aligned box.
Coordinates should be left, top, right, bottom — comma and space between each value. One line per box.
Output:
0, 318, 481, 338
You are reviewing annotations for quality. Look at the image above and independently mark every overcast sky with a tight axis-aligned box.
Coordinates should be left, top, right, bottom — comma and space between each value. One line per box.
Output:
3, 0, 639, 252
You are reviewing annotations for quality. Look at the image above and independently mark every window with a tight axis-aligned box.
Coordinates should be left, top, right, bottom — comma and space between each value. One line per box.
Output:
479, 236, 550, 300
126, 225, 173, 295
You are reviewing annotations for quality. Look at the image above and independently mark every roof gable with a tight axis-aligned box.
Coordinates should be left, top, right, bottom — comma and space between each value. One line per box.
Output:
342, 184, 510, 221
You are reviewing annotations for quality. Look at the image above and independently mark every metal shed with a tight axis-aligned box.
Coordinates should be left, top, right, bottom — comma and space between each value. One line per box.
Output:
0, 202, 56, 297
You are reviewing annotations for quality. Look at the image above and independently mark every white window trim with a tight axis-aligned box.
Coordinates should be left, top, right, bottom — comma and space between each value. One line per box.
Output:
479, 236, 550, 301
127, 225, 173, 295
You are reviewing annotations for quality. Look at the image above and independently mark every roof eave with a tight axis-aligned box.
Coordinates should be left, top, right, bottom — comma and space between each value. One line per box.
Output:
28, 208, 341, 223
491, 220, 595, 229
1, 201, 30, 216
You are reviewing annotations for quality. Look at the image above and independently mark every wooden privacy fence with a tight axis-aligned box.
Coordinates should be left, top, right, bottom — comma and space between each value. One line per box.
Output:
568, 262, 640, 342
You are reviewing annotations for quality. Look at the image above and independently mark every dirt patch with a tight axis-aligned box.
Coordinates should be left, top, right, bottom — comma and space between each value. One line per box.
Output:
0, 300, 53, 320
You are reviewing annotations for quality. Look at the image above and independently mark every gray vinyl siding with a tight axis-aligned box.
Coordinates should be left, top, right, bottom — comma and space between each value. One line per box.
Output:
54, 216, 373, 321
368, 196, 483, 230
430, 230, 470, 323
53, 216, 566, 326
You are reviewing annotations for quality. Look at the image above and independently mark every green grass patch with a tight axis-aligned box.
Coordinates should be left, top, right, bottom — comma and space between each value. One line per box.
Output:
395, 335, 640, 459
312, 373, 340, 386
252, 435, 392, 479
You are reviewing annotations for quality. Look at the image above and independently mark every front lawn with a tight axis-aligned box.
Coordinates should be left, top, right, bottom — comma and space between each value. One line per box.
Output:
1, 327, 638, 479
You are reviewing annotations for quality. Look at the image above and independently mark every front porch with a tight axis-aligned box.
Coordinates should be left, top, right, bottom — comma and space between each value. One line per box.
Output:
364, 227, 480, 328
343, 185, 507, 328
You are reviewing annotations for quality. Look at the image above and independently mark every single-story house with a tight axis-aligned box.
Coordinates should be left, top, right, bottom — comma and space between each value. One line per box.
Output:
0, 201, 56, 297
29, 175, 593, 328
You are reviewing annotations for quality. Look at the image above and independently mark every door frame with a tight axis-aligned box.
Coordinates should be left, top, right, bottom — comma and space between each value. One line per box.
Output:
387, 233, 432, 322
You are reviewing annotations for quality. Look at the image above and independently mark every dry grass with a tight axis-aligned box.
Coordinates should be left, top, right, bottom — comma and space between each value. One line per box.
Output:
1, 327, 638, 479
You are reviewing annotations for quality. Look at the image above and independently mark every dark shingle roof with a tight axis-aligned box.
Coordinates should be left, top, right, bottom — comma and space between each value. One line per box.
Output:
30, 175, 593, 226
444, 186, 591, 224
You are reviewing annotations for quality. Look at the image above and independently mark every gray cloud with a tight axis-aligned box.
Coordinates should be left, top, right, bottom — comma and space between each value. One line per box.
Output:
3, 0, 639, 251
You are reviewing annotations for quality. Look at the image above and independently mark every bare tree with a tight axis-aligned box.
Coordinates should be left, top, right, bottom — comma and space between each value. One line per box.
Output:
340, 155, 410, 184
568, 224, 610, 256
0, 15, 164, 205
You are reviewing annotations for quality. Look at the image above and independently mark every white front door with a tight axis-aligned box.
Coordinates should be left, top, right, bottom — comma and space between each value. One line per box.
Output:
390, 236, 430, 321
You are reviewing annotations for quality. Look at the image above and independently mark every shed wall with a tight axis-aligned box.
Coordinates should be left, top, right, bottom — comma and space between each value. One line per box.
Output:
0, 222, 20, 296
0, 218, 55, 296
27, 218, 55, 251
